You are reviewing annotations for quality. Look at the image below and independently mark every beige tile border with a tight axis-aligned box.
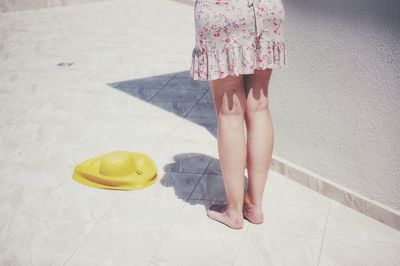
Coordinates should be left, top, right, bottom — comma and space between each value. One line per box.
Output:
270, 155, 400, 232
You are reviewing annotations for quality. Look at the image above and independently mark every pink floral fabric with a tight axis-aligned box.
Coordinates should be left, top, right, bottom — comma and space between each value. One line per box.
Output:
190, 0, 287, 81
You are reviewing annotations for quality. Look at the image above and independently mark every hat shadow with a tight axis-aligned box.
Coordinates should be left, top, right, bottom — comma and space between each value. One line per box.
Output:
159, 152, 249, 210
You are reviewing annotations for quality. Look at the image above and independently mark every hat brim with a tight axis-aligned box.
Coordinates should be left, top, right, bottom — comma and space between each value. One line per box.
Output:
72, 151, 158, 190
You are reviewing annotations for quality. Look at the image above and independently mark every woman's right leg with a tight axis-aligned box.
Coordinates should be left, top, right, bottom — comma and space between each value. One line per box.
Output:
243, 68, 274, 224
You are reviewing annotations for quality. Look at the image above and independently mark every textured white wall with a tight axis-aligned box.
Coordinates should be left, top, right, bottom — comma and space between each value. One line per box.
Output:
271, 0, 400, 210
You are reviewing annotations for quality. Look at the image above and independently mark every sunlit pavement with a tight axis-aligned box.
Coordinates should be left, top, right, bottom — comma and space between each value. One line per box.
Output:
1, 0, 400, 265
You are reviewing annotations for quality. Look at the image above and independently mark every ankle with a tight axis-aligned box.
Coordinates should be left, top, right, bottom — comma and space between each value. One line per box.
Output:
244, 194, 262, 208
227, 209, 244, 226
227, 206, 244, 218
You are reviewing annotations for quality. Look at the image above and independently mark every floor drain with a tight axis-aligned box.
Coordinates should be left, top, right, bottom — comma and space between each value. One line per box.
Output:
57, 62, 74, 66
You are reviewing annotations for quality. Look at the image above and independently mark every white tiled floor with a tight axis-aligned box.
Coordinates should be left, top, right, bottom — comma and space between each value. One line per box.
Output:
1, 0, 400, 265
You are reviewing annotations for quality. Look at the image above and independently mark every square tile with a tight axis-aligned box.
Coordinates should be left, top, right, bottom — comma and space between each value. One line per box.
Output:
319, 239, 400, 266
162, 152, 212, 175
248, 205, 328, 238
0, 214, 26, 244
263, 171, 330, 207
184, 115, 217, 137
187, 103, 216, 118
0, 161, 71, 187
233, 232, 322, 266
0, 184, 53, 215
116, 77, 171, 91
118, 87, 160, 102
28, 179, 119, 222
204, 158, 222, 175
102, 191, 186, 227
157, 171, 204, 201
153, 226, 245, 265
163, 76, 209, 91
66, 256, 151, 266
75, 221, 168, 261
147, 101, 196, 117
199, 91, 213, 103
0, 246, 69, 265
0, 216, 96, 256
189, 174, 227, 202
324, 200, 400, 242
150, 87, 206, 103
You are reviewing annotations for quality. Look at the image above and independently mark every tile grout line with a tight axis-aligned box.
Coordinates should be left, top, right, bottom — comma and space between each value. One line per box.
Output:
182, 83, 211, 119
62, 190, 125, 265
150, 73, 210, 119
231, 222, 252, 266
140, 76, 209, 146
148, 199, 187, 264
146, 74, 178, 103
185, 158, 214, 202
149, 157, 214, 264
317, 199, 331, 266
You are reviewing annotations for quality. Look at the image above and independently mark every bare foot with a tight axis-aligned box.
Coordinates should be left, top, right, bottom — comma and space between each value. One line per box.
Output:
207, 204, 244, 230
243, 195, 264, 224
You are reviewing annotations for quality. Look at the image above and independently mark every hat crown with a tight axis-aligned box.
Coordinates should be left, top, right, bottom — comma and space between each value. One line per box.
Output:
99, 151, 136, 177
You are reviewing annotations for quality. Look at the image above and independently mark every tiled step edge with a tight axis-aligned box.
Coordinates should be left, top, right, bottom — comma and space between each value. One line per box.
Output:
270, 155, 400, 232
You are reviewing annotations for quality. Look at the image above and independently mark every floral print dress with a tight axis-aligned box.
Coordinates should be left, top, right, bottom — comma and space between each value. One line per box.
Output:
190, 0, 287, 81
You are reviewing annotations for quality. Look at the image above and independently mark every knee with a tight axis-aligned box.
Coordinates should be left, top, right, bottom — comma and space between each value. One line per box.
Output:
217, 108, 246, 125
210, 76, 247, 119
218, 105, 245, 118
216, 92, 246, 119
245, 87, 270, 116
246, 100, 269, 115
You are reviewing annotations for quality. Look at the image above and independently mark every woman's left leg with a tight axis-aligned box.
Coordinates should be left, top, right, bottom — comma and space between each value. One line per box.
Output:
207, 74, 247, 230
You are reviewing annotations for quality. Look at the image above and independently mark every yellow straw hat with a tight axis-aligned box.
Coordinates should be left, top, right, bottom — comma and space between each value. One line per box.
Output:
72, 150, 158, 190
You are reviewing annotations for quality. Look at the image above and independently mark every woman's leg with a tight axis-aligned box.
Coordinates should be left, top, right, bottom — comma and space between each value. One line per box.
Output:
243, 68, 274, 224
207, 74, 247, 230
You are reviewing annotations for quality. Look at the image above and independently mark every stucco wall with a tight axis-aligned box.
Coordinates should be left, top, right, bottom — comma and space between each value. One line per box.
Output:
271, 0, 400, 210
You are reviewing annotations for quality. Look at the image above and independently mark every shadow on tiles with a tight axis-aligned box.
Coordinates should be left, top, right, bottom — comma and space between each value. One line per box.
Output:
107, 70, 217, 138
107, 71, 250, 208
159, 152, 250, 210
